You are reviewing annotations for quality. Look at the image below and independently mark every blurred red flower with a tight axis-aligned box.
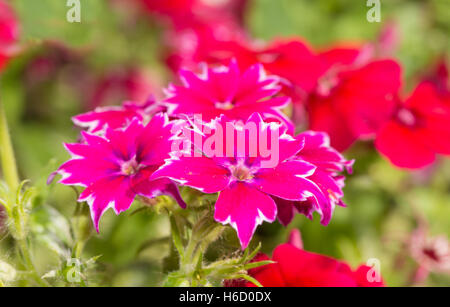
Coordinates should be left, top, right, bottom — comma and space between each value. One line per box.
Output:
137, 0, 247, 31
87, 68, 160, 110
0, 0, 19, 70
375, 80, 450, 169
226, 230, 385, 287
307, 45, 402, 151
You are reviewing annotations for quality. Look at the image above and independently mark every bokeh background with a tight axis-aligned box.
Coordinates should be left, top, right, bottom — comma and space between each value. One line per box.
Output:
1, 0, 449, 286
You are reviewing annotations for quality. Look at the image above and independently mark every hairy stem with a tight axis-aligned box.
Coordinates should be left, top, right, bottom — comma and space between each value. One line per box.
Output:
0, 100, 19, 193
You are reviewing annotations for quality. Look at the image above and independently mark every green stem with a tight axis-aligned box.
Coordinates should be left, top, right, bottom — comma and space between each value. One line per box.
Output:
73, 241, 85, 259
183, 237, 196, 267
0, 101, 48, 287
17, 238, 48, 287
0, 100, 19, 193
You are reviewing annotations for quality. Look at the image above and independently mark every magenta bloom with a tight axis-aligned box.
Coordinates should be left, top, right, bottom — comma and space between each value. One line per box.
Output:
164, 60, 293, 131
276, 132, 353, 226
73, 97, 166, 134
152, 113, 329, 249
58, 114, 186, 230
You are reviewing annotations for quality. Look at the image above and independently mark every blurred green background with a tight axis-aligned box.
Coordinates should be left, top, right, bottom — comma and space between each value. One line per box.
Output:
0, 0, 449, 286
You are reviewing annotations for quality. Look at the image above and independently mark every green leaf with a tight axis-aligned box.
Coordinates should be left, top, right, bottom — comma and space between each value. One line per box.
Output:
163, 272, 190, 287
234, 274, 264, 288
243, 260, 275, 271
30, 205, 73, 256
169, 214, 185, 260
245, 242, 262, 263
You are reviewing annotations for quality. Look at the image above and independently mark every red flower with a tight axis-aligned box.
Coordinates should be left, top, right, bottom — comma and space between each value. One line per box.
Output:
137, 0, 248, 62
375, 82, 450, 168
227, 231, 384, 287
137, 0, 248, 27
86, 68, 159, 110
137, 0, 196, 23
307, 45, 402, 151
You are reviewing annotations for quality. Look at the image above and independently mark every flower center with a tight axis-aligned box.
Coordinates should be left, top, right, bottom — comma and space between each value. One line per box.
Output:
230, 164, 254, 182
316, 74, 339, 97
215, 101, 234, 110
121, 157, 140, 176
422, 247, 440, 262
397, 108, 417, 127
257, 52, 280, 64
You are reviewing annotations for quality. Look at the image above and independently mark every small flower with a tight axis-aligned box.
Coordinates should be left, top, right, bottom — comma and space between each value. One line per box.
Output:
375, 82, 450, 168
73, 97, 166, 134
164, 60, 293, 131
409, 227, 450, 277
58, 114, 186, 230
152, 113, 329, 249
275, 131, 353, 226
227, 230, 385, 287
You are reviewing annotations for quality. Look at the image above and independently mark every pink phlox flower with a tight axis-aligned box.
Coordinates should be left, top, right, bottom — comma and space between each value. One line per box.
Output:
58, 113, 187, 231
164, 59, 294, 132
151, 113, 328, 249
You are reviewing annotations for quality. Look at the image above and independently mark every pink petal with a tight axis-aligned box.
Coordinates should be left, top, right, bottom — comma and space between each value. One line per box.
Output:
72, 106, 142, 133
79, 176, 135, 231
244, 113, 302, 163
273, 197, 296, 226
131, 167, 186, 209
297, 131, 349, 171
254, 160, 320, 201
151, 156, 231, 193
105, 119, 143, 161
214, 182, 277, 249
58, 141, 119, 186
274, 197, 317, 226
136, 113, 185, 165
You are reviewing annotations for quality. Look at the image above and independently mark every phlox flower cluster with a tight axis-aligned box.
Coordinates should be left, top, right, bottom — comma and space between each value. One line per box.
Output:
58, 60, 352, 249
